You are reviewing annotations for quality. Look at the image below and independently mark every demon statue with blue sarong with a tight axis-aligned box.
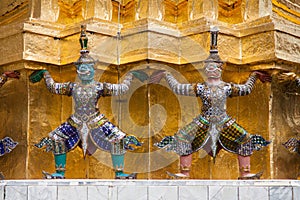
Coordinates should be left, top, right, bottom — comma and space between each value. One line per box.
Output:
30, 25, 144, 179
0, 71, 19, 156
0, 71, 19, 179
151, 27, 271, 179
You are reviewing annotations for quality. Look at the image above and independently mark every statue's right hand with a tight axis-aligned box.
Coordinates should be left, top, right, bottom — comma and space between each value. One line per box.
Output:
254, 71, 272, 83
149, 70, 166, 84
29, 69, 48, 83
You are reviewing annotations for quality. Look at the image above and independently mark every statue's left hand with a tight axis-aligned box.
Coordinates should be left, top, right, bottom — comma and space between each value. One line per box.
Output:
3, 71, 20, 79
254, 71, 272, 83
130, 70, 149, 82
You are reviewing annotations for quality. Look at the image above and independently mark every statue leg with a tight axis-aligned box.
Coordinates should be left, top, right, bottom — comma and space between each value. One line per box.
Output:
53, 153, 66, 177
180, 154, 192, 177
42, 153, 66, 179
111, 141, 136, 179
35, 122, 80, 179
236, 133, 270, 180
166, 154, 192, 179
222, 121, 270, 180
238, 155, 262, 180
38, 139, 67, 179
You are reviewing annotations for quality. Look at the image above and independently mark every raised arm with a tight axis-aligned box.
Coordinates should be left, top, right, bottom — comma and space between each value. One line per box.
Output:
165, 72, 196, 96
29, 70, 73, 96
43, 71, 73, 95
230, 72, 258, 97
102, 72, 134, 96
101, 70, 149, 96
230, 71, 271, 97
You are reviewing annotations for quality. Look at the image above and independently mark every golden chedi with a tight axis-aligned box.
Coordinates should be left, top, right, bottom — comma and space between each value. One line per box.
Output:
0, 0, 299, 179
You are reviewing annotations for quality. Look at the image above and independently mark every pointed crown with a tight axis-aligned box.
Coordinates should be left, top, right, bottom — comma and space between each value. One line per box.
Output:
204, 26, 224, 63
74, 25, 96, 66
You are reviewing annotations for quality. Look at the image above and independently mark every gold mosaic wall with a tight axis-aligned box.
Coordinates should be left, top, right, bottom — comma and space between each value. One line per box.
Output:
0, 0, 299, 179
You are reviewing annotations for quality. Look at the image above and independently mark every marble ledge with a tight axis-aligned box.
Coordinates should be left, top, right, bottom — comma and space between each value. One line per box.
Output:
1, 179, 299, 200
1, 179, 299, 187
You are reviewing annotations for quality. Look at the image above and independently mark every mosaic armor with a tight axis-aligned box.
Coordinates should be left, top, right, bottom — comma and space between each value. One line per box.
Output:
282, 137, 300, 154
156, 72, 270, 158
0, 137, 18, 157
36, 71, 135, 156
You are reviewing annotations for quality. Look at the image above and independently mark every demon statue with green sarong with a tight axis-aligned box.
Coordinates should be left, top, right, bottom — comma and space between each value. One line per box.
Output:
151, 27, 271, 179
275, 72, 300, 155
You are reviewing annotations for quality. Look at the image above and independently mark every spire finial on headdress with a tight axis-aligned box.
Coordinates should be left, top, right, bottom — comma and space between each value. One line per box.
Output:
210, 26, 219, 53
204, 26, 223, 63
79, 25, 89, 53
74, 25, 96, 66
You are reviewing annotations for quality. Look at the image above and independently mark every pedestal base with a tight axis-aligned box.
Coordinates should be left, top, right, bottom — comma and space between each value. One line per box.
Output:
1, 179, 299, 200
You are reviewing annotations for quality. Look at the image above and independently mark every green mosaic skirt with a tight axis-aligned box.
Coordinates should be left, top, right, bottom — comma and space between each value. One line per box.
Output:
155, 115, 270, 156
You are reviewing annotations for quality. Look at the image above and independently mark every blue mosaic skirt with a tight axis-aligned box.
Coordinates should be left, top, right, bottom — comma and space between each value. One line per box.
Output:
0, 137, 18, 156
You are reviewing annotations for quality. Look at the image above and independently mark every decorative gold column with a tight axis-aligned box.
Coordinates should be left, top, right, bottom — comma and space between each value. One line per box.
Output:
0, 0, 299, 179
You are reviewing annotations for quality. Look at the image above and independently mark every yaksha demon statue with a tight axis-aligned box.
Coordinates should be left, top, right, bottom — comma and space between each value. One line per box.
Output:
30, 25, 144, 179
0, 71, 19, 157
276, 72, 300, 155
152, 27, 271, 179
